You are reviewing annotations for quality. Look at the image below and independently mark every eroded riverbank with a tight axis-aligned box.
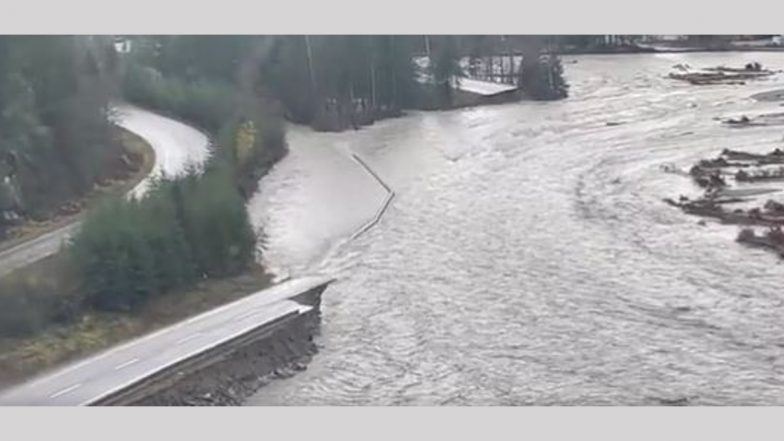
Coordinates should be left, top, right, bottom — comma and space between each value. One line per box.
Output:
247, 52, 784, 405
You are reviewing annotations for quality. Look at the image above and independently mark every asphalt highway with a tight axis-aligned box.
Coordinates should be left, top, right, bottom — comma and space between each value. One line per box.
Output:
0, 275, 331, 405
0, 104, 210, 278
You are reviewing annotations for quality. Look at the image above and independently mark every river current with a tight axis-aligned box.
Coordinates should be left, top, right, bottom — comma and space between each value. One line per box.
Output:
246, 52, 784, 405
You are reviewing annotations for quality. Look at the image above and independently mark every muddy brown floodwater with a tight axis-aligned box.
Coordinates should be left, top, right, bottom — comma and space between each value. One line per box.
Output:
246, 52, 784, 405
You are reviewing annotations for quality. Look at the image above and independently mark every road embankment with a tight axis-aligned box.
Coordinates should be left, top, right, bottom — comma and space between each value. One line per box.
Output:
96, 280, 327, 406
125, 151, 395, 407
0, 276, 330, 405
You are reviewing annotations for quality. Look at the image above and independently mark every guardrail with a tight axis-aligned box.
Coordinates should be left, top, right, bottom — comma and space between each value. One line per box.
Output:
77, 149, 391, 406
349, 153, 395, 240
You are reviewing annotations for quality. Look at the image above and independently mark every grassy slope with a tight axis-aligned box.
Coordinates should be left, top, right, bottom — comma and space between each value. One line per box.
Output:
0, 266, 271, 389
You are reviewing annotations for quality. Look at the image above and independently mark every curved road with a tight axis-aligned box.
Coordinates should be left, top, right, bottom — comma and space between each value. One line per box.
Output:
248, 52, 784, 405
0, 104, 211, 278
0, 104, 332, 406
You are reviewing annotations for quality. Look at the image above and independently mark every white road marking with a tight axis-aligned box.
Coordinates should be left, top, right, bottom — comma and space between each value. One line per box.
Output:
81, 302, 303, 406
176, 333, 201, 345
26, 359, 93, 388
114, 358, 140, 370
26, 326, 175, 388
14, 278, 332, 393
49, 383, 81, 398
0, 278, 332, 406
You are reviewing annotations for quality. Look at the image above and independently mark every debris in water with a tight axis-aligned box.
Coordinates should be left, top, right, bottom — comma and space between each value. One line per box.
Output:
652, 396, 692, 406
667, 147, 784, 258
668, 63, 775, 85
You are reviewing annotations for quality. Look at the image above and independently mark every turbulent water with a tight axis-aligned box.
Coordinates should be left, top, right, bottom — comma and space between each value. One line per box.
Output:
246, 52, 784, 405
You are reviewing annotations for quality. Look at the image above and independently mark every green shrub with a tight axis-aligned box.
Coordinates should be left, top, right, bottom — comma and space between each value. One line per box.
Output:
0, 275, 56, 337
122, 61, 287, 189
175, 163, 255, 277
69, 164, 255, 312
122, 63, 237, 133
0, 255, 80, 337
70, 198, 157, 311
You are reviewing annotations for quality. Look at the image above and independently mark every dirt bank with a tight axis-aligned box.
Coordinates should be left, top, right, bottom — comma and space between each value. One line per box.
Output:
129, 308, 319, 406
107, 286, 325, 406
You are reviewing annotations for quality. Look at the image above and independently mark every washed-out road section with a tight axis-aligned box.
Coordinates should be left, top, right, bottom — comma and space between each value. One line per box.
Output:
0, 275, 331, 405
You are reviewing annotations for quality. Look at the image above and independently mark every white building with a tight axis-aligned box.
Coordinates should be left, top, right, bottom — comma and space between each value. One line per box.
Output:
113, 37, 132, 54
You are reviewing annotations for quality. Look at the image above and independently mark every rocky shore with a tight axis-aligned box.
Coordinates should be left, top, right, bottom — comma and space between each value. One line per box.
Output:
128, 305, 321, 406
132, 309, 320, 406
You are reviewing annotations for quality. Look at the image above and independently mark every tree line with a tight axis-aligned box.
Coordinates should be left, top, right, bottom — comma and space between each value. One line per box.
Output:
122, 35, 569, 132
262, 35, 569, 124
89, 34, 567, 313
0, 35, 571, 337
120, 36, 287, 196
259, 36, 420, 130
0, 36, 122, 237
66, 36, 290, 313
0, 36, 285, 335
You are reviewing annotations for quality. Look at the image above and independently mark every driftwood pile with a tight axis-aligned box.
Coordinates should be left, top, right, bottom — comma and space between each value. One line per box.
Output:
664, 147, 784, 257
668, 62, 776, 86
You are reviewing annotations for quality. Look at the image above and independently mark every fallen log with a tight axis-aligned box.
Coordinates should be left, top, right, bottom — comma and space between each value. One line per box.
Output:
668, 65, 775, 86
736, 226, 784, 257
736, 166, 784, 182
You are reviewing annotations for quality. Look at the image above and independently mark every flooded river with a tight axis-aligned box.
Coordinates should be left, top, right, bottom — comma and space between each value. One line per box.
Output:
246, 52, 784, 405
